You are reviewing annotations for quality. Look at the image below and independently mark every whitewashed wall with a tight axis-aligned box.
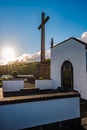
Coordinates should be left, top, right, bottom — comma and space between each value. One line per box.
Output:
0, 97, 80, 130
51, 38, 87, 99
2, 80, 24, 92
35, 79, 52, 89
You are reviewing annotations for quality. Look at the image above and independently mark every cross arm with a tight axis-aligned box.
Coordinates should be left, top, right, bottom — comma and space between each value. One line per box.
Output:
38, 16, 50, 30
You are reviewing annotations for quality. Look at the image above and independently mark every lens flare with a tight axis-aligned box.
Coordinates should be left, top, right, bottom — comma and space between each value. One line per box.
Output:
2, 48, 16, 64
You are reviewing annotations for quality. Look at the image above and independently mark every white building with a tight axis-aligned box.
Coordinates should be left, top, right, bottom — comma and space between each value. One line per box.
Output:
36, 37, 87, 100
51, 37, 87, 99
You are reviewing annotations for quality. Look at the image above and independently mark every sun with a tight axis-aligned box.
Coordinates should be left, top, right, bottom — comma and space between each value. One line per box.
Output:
2, 48, 16, 64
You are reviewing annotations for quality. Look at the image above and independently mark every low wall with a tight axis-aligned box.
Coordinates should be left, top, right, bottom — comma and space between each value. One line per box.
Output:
35, 79, 52, 89
2, 80, 24, 92
0, 88, 3, 98
0, 96, 80, 130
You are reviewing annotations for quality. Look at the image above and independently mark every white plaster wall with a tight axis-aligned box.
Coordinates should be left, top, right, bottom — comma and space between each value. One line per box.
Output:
51, 39, 87, 99
2, 80, 24, 92
0, 97, 80, 130
35, 79, 53, 89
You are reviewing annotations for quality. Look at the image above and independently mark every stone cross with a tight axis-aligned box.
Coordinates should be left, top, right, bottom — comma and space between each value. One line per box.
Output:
38, 12, 50, 62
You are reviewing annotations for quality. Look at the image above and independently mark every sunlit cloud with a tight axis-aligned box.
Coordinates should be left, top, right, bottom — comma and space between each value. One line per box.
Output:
0, 49, 50, 65
16, 50, 50, 63
79, 32, 87, 43
82, 32, 87, 38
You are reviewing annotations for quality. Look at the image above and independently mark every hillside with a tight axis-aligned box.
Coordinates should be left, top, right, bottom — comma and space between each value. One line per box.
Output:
0, 59, 50, 78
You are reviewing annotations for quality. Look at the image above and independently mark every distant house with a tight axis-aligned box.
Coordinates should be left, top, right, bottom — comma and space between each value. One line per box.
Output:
17, 75, 34, 78
1, 75, 13, 79
17, 75, 34, 82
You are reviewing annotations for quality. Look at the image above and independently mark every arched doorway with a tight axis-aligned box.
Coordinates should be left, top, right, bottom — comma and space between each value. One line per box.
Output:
61, 61, 73, 90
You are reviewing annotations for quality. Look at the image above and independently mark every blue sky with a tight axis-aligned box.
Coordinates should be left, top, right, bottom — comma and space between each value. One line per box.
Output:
0, 0, 87, 63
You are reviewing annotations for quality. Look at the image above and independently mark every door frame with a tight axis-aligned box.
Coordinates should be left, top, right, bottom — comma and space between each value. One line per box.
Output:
61, 60, 73, 90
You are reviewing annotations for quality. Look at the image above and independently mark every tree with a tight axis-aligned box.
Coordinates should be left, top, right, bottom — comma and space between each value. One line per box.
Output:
11, 71, 17, 78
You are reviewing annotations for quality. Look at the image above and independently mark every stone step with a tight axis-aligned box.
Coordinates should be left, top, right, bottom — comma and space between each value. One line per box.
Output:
20, 88, 58, 95
20, 88, 40, 93
3, 88, 57, 97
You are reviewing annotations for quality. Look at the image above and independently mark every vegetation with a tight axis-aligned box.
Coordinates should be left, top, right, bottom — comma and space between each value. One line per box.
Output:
11, 71, 17, 78
0, 59, 50, 77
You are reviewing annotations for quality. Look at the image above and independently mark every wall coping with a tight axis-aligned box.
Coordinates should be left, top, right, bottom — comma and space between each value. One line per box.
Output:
0, 91, 80, 105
